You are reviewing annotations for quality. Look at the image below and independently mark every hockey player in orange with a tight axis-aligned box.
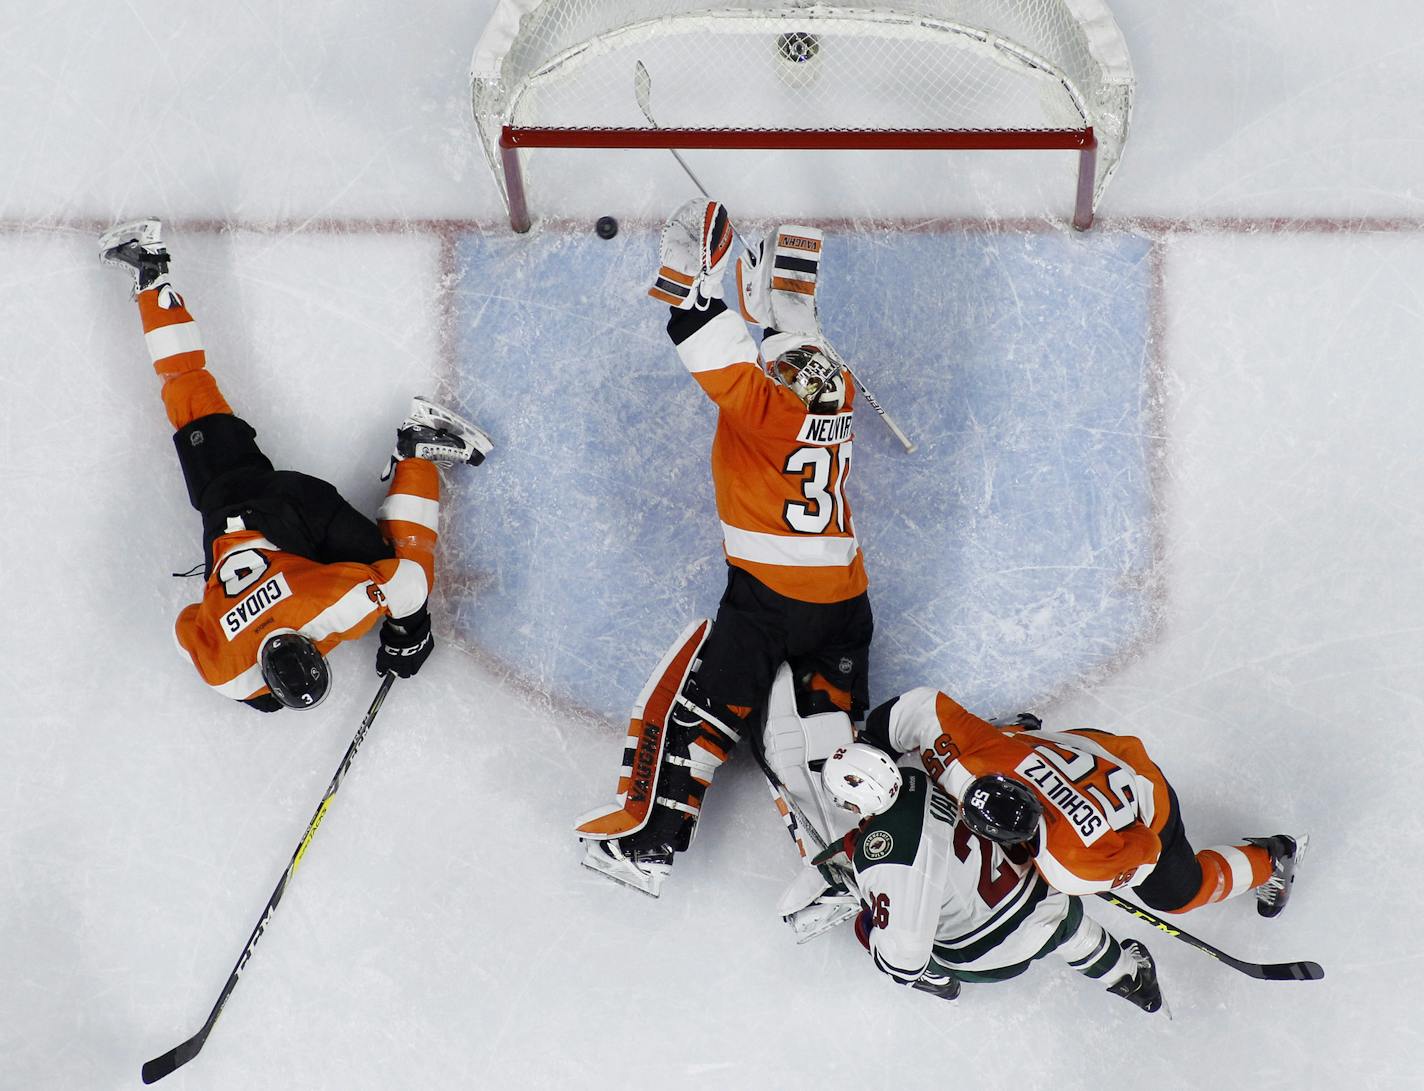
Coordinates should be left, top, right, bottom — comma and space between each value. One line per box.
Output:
100, 219, 492, 712
861, 688, 1307, 918
577, 200, 873, 897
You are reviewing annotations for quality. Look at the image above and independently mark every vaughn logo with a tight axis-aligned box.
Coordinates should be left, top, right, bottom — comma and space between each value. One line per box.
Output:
222, 573, 293, 640
795, 412, 853, 446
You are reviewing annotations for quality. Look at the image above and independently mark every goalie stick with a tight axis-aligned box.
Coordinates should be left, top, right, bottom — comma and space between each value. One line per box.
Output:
634, 61, 713, 201
751, 735, 833, 857
633, 61, 916, 455
1094, 892, 1325, 982
141, 673, 398, 1084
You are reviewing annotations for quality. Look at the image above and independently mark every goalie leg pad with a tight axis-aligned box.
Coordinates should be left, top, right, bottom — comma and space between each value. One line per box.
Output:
575, 621, 744, 897
762, 663, 857, 852
656, 682, 743, 852
574, 619, 711, 842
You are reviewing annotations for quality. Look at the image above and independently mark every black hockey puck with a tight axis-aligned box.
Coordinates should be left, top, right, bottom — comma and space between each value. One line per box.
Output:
595, 215, 619, 240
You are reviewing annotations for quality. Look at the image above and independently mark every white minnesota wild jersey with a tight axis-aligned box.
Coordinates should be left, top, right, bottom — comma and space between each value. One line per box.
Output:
852, 768, 1075, 981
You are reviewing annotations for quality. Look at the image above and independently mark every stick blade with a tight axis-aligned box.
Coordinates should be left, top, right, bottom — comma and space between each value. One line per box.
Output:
142, 1033, 205, 1084
1258, 960, 1325, 982
633, 60, 652, 118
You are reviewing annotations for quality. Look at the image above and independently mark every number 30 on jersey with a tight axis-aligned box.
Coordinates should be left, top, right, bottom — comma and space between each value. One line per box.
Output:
783, 442, 852, 534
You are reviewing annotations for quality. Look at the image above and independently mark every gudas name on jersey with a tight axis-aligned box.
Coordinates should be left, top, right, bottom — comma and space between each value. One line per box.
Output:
795, 411, 853, 446
221, 573, 293, 640
1015, 752, 1108, 844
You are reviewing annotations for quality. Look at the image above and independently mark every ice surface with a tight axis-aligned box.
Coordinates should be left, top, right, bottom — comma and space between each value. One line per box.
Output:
443, 227, 1157, 720
2, 2, 1422, 1090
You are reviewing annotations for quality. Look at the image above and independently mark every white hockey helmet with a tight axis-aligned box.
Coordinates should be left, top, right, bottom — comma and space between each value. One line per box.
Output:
770, 343, 847, 414
821, 743, 902, 816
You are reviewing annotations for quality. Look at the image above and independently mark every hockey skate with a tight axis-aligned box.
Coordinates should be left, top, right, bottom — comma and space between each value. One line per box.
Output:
777, 865, 860, 943
910, 963, 961, 1001
1245, 833, 1307, 919
580, 837, 672, 899
99, 218, 171, 297
1106, 939, 1165, 1014
391, 396, 493, 471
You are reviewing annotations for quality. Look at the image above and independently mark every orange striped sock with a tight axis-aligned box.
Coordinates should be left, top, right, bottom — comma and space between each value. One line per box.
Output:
1172, 842, 1275, 912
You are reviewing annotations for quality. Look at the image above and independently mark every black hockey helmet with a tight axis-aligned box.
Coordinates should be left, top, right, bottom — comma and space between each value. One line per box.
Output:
959, 774, 1043, 845
258, 630, 330, 710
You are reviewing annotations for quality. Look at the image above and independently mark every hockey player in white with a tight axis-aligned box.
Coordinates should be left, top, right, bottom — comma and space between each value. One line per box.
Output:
751, 667, 1163, 1010
813, 743, 1164, 1012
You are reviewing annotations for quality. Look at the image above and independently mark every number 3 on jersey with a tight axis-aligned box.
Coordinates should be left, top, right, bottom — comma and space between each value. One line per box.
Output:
783, 442, 851, 533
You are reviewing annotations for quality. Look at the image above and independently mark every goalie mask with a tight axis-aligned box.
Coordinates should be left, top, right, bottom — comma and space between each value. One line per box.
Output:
822, 743, 902, 816
770, 343, 847, 414
258, 630, 331, 710
959, 774, 1043, 845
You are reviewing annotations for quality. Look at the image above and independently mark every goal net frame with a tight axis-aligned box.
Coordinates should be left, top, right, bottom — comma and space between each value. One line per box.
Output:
471, 1, 1135, 231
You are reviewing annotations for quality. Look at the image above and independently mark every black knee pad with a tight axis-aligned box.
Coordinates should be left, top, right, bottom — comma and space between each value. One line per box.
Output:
173, 414, 273, 511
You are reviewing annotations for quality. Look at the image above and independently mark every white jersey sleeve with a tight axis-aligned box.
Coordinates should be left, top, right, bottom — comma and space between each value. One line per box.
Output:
876, 686, 944, 755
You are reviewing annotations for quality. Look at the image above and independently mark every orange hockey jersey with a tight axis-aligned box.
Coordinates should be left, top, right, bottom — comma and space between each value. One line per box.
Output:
173, 458, 440, 702
877, 688, 1174, 895
671, 303, 867, 604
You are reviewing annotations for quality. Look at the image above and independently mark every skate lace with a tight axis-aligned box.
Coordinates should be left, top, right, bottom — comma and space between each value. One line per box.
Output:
1257, 870, 1287, 902
1121, 941, 1153, 979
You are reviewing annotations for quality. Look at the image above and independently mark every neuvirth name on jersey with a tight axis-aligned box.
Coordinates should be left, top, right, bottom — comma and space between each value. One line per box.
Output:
795, 412, 853, 446
221, 573, 293, 639
1014, 753, 1108, 843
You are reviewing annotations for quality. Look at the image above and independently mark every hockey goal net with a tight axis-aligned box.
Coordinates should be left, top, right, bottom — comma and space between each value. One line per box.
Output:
471, 1, 1134, 231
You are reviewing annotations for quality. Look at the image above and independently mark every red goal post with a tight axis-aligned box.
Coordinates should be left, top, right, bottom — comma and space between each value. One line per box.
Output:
471, 1, 1134, 231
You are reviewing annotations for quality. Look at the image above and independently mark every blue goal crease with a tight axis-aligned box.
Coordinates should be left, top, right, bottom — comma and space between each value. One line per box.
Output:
440, 227, 1155, 723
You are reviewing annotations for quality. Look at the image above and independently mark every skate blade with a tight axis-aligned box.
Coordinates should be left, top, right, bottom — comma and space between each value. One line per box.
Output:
785, 902, 858, 944
410, 396, 494, 456
99, 218, 162, 256
580, 844, 666, 898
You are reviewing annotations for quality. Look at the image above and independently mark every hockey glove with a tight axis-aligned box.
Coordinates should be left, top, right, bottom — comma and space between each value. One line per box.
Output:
243, 693, 284, 713
376, 605, 434, 678
854, 907, 874, 951
648, 199, 733, 310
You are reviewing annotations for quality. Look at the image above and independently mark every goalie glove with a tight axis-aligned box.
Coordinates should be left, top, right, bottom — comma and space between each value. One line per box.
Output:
648, 199, 734, 310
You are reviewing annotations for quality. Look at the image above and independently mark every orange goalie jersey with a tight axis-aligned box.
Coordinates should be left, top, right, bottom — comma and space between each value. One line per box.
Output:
873, 687, 1173, 895
174, 457, 440, 702
669, 300, 867, 604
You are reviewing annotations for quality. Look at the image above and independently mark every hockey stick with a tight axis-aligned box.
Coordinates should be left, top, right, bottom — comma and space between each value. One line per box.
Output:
634, 61, 713, 199
751, 737, 834, 857
141, 673, 398, 1084
1094, 892, 1324, 982
634, 60, 916, 455
821, 344, 917, 454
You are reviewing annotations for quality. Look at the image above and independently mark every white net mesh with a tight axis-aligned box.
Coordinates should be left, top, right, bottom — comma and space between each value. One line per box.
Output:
471, 1, 1133, 217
